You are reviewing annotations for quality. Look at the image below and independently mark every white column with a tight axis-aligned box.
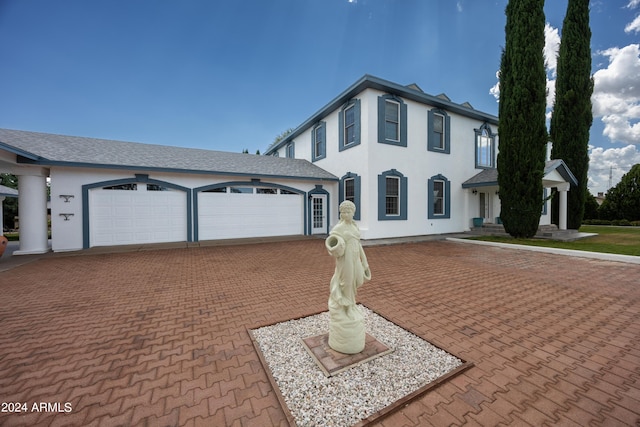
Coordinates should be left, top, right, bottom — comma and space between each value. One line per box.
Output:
0, 196, 4, 236
15, 175, 49, 254
557, 183, 570, 231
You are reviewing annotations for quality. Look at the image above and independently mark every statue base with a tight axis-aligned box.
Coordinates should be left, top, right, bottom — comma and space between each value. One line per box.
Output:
301, 333, 393, 377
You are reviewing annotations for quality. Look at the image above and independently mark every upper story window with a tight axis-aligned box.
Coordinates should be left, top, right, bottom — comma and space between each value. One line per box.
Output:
286, 142, 295, 159
475, 123, 495, 168
312, 122, 326, 161
377, 169, 408, 220
377, 95, 407, 147
428, 108, 451, 154
385, 101, 400, 141
339, 99, 361, 151
339, 172, 361, 220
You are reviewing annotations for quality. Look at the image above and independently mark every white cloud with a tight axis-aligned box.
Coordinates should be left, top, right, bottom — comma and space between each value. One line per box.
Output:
626, 0, 640, 9
588, 144, 640, 194
457, 1, 463, 12
544, 23, 560, 78
625, 15, 640, 33
592, 44, 640, 145
489, 22, 560, 110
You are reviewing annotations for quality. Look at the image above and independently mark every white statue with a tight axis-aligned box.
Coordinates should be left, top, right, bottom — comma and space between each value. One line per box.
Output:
325, 200, 371, 354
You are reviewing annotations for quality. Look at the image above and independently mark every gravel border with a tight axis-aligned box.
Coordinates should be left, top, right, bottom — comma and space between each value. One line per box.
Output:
250, 305, 464, 427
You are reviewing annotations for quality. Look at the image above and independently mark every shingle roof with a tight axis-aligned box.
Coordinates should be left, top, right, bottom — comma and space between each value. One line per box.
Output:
0, 128, 337, 181
462, 160, 578, 188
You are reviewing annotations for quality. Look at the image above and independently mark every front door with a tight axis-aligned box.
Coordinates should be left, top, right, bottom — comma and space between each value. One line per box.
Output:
479, 192, 492, 223
311, 194, 327, 234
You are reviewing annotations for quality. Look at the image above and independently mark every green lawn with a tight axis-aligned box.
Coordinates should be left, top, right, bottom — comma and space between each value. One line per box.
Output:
468, 225, 640, 257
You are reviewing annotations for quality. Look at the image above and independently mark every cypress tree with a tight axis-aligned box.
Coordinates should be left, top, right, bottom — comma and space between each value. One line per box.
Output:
497, 0, 548, 238
550, 0, 593, 229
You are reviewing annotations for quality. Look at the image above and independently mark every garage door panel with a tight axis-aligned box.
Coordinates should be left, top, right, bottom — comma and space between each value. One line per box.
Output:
198, 191, 303, 240
90, 188, 187, 247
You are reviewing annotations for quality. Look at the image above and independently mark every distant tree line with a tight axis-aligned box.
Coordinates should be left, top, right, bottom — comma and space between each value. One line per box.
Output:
583, 164, 640, 225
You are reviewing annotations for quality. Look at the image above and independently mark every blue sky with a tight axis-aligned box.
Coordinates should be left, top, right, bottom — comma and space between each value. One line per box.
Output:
0, 0, 638, 194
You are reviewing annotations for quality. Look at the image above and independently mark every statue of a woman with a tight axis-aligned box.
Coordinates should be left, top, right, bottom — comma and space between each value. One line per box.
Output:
325, 200, 371, 354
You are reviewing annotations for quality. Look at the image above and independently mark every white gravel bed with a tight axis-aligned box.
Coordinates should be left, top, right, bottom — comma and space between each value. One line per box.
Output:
251, 305, 463, 427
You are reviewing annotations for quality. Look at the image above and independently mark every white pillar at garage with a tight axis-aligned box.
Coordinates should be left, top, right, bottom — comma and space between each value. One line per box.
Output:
0, 196, 4, 236
557, 183, 570, 231
15, 174, 49, 254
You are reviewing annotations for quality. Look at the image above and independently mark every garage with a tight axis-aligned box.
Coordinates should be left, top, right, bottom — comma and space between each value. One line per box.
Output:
89, 183, 188, 247
197, 185, 304, 240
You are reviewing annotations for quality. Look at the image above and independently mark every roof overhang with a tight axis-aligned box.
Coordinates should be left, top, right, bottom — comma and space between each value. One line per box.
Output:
462, 160, 578, 189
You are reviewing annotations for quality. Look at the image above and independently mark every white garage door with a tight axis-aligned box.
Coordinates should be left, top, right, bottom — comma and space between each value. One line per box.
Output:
89, 184, 187, 247
198, 187, 303, 240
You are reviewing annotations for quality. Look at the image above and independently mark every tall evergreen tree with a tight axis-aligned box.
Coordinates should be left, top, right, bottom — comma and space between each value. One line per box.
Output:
497, 0, 548, 238
550, 0, 593, 229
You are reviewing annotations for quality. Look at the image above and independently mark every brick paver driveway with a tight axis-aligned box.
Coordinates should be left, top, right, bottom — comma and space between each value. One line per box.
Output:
1, 239, 639, 426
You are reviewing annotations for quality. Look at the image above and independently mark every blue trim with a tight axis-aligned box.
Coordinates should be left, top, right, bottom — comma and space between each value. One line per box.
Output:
0, 142, 41, 160
339, 172, 361, 220
427, 108, 451, 154
474, 123, 496, 169
16, 158, 338, 182
428, 174, 451, 219
378, 169, 408, 221
339, 99, 361, 151
377, 95, 408, 147
308, 185, 330, 235
311, 122, 327, 162
82, 174, 193, 249
193, 180, 307, 240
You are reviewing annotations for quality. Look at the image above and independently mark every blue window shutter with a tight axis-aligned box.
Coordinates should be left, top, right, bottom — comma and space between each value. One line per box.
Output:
400, 101, 407, 146
428, 109, 436, 151
444, 114, 451, 154
353, 99, 361, 146
377, 96, 386, 144
377, 173, 386, 220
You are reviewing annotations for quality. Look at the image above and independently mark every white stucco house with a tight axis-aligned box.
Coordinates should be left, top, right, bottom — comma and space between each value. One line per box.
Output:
0, 75, 577, 254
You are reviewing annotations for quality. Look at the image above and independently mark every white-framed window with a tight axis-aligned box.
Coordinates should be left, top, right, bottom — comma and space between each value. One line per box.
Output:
312, 121, 326, 161
344, 104, 356, 146
433, 180, 445, 215
428, 174, 451, 219
385, 100, 400, 142
344, 177, 355, 203
475, 124, 495, 168
433, 113, 445, 150
286, 142, 295, 159
385, 176, 400, 216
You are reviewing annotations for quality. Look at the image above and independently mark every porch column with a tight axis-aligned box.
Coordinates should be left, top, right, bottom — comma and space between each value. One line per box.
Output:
0, 196, 4, 236
15, 174, 49, 255
557, 183, 570, 231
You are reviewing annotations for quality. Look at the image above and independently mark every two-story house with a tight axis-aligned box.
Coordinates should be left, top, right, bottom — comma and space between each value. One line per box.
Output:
265, 74, 577, 240
0, 75, 576, 254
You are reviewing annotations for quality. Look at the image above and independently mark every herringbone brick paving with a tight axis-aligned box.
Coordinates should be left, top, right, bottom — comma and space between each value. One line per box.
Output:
0, 240, 638, 426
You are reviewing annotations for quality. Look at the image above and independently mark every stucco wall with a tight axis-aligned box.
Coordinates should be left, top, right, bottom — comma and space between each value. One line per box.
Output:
49, 167, 336, 252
